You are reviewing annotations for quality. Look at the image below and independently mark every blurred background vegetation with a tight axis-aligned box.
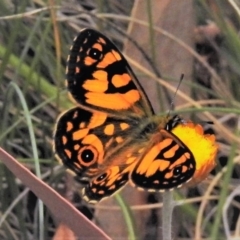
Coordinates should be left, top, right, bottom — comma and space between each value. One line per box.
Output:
0, 0, 240, 239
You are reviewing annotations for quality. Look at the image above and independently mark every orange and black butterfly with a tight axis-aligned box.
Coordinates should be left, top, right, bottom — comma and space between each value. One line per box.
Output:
53, 29, 196, 203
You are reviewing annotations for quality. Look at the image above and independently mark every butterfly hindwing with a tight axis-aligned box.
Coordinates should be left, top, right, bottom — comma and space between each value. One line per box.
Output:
82, 166, 130, 203
66, 28, 153, 117
130, 129, 196, 191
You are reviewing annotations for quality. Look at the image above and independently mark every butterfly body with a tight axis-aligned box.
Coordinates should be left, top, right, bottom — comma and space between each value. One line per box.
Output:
54, 29, 196, 203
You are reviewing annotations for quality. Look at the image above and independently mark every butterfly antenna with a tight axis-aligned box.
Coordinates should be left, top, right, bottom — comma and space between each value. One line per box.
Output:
198, 120, 214, 125
167, 74, 184, 118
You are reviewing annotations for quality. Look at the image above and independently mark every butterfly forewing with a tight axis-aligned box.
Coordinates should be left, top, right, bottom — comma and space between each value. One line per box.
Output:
54, 107, 138, 180
66, 28, 153, 117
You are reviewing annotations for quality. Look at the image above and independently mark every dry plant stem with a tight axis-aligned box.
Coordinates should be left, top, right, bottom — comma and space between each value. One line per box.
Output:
162, 191, 174, 240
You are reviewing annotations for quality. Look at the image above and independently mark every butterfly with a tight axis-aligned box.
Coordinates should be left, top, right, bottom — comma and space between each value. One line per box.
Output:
53, 28, 196, 203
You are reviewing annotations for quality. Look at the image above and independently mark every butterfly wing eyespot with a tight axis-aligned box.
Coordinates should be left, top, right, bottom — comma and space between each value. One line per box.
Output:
66, 28, 153, 117
130, 128, 196, 191
95, 172, 108, 182
173, 165, 184, 177
88, 47, 103, 60
78, 146, 98, 167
